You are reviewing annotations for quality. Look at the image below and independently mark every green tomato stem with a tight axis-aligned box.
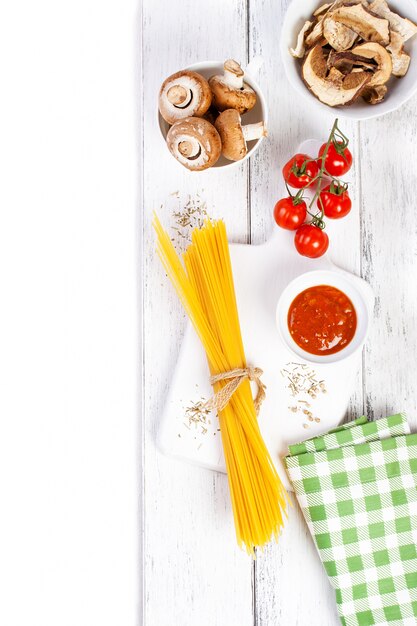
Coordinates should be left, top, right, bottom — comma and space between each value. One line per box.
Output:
301, 118, 350, 229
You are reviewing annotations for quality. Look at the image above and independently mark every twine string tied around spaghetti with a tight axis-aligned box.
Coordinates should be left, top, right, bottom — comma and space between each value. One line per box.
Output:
204, 365, 266, 415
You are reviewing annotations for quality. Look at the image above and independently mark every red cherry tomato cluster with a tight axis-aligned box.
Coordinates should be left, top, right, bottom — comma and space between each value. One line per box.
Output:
274, 119, 353, 258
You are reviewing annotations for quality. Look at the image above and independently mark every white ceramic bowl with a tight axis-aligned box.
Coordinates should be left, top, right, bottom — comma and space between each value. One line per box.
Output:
280, 0, 417, 120
157, 60, 268, 170
276, 270, 370, 364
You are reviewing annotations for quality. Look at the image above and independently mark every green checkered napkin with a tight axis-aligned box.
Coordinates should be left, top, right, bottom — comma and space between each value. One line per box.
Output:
285, 414, 417, 626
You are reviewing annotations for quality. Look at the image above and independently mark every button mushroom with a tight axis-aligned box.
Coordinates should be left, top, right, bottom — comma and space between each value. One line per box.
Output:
159, 70, 212, 125
302, 44, 371, 106
214, 109, 266, 162
351, 42, 392, 86
208, 60, 257, 114
166, 117, 221, 171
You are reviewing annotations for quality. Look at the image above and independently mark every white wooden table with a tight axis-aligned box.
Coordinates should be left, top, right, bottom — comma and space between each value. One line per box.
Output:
142, 1, 417, 624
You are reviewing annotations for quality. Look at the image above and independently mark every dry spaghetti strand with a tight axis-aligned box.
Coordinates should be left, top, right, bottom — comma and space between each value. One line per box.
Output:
154, 214, 289, 554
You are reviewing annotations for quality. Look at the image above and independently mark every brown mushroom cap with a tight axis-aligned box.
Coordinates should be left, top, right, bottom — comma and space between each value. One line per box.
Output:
159, 70, 212, 125
208, 60, 257, 114
215, 110, 247, 161
214, 109, 266, 162
166, 117, 221, 171
302, 44, 371, 106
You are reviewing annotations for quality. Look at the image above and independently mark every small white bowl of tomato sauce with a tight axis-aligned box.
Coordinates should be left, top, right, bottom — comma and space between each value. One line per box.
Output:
276, 270, 371, 364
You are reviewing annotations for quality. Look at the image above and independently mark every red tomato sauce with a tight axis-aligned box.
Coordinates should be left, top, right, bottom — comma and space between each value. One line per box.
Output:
288, 285, 357, 356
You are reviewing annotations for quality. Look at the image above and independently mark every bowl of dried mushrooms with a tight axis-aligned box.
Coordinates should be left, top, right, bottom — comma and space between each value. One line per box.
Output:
281, 0, 417, 119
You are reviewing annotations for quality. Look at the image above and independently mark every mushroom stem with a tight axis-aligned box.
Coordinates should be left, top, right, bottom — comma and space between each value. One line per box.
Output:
223, 59, 245, 89
177, 138, 202, 159
167, 85, 193, 108
178, 141, 195, 157
242, 121, 267, 142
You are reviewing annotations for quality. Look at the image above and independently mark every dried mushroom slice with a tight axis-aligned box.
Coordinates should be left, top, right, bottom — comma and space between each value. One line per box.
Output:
304, 0, 354, 48
314, 3, 333, 17
327, 49, 377, 72
362, 84, 388, 103
387, 30, 411, 77
369, 0, 417, 42
331, 0, 369, 7
305, 18, 325, 47
351, 42, 392, 85
323, 15, 358, 51
302, 44, 371, 106
290, 20, 314, 58
342, 67, 371, 89
329, 4, 390, 45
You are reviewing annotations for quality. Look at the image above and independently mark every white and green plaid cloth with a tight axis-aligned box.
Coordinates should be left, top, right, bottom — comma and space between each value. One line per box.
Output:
285, 414, 417, 626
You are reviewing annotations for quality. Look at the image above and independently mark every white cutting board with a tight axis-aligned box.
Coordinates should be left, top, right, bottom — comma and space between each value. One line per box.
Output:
158, 141, 374, 491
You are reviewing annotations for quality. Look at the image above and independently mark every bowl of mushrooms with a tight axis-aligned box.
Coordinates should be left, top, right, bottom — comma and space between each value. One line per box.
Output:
158, 59, 268, 171
281, 0, 417, 119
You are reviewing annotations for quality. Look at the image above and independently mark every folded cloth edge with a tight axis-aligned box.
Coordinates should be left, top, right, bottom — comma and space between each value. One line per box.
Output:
286, 413, 408, 461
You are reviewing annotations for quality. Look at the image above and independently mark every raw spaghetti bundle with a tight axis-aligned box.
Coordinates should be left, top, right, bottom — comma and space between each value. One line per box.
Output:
154, 215, 288, 553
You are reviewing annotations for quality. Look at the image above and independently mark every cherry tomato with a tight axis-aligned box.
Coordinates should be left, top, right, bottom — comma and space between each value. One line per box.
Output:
318, 184, 352, 219
294, 225, 329, 259
318, 141, 352, 177
274, 197, 307, 230
282, 153, 319, 189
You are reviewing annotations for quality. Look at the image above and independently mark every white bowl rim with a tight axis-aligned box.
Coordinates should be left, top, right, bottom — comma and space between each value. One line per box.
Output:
280, 0, 417, 121
157, 59, 268, 171
276, 269, 370, 364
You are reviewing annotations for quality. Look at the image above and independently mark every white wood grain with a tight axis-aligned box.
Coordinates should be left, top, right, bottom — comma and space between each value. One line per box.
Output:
359, 97, 417, 428
142, 2, 254, 626
142, 0, 417, 624
247, 1, 363, 623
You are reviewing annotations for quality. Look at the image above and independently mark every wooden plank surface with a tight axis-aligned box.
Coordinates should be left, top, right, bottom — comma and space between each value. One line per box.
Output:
360, 100, 417, 427
247, 2, 363, 623
142, 0, 417, 623
142, 2, 253, 626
